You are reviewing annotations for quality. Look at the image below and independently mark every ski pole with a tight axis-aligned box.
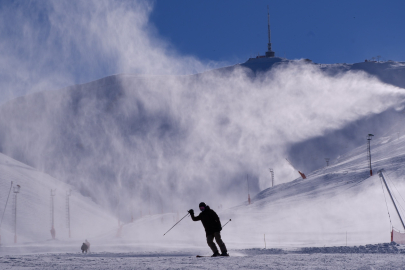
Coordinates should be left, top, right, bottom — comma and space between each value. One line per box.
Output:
222, 219, 231, 229
163, 212, 190, 236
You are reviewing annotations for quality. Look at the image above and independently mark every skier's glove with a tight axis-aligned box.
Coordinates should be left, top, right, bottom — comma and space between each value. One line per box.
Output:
188, 209, 194, 214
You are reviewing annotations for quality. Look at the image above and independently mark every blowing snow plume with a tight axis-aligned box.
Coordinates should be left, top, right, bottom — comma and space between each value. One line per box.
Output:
0, 0, 213, 103
0, 63, 404, 218
0, 0, 404, 221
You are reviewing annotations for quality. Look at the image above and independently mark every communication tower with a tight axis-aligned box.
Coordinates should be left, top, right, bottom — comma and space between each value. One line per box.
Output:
265, 5, 275, 57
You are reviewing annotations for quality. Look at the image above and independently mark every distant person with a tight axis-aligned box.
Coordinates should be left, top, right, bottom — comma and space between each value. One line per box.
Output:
81, 243, 88, 253
189, 202, 229, 257
81, 239, 90, 253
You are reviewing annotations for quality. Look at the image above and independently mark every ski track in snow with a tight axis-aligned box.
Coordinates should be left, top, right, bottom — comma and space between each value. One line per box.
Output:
0, 243, 404, 269
1, 250, 405, 269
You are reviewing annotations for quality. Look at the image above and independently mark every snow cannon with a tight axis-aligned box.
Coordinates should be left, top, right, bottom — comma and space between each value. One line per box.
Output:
298, 171, 307, 179
285, 158, 306, 180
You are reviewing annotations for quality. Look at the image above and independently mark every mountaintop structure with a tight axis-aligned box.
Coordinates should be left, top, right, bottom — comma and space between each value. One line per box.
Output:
265, 5, 275, 58
248, 6, 276, 60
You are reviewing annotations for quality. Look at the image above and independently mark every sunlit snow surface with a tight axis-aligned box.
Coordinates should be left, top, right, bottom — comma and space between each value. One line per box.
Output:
2, 118, 405, 268
1, 246, 405, 269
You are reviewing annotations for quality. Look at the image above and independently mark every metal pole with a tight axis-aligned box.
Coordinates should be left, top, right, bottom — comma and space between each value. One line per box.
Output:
367, 134, 374, 176
163, 212, 189, 236
267, 5, 271, 44
13, 185, 20, 244
68, 195, 71, 238
0, 181, 12, 245
222, 219, 231, 229
247, 174, 251, 204
14, 193, 17, 243
379, 170, 405, 230
148, 187, 150, 215
51, 193, 54, 230
50, 189, 56, 240
269, 169, 274, 187
66, 190, 71, 238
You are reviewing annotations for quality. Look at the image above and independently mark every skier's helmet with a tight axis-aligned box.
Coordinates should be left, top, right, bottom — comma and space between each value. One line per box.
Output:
199, 202, 206, 211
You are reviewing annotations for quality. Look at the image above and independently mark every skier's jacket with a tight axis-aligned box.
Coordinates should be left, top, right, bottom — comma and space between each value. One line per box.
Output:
190, 206, 222, 236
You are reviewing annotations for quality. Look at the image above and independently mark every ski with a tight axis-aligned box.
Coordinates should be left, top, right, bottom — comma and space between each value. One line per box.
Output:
196, 254, 230, 258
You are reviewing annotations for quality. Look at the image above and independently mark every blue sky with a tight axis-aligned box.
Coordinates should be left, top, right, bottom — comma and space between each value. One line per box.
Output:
0, 0, 404, 103
150, 0, 405, 64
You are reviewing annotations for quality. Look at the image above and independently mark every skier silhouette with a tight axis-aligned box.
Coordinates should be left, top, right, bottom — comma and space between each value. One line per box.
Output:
189, 202, 228, 257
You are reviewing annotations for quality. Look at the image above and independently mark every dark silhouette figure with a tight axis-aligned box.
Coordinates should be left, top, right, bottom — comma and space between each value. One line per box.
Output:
189, 202, 228, 257
81, 239, 90, 253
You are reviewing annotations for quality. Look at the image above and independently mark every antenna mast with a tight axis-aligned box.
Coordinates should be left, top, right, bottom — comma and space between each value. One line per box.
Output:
267, 6, 271, 46
265, 6, 275, 57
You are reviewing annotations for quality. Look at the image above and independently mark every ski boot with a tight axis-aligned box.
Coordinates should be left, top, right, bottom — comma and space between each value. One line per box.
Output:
220, 252, 229, 257
211, 251, 220, 257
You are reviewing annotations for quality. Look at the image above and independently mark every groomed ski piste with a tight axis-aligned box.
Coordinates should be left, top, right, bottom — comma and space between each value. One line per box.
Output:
2, 116, 405, 268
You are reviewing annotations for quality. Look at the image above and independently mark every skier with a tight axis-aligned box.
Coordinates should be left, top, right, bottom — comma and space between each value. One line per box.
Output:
81, 239, 90, 253
188, 202, 229, 257
81, 242, 88, 253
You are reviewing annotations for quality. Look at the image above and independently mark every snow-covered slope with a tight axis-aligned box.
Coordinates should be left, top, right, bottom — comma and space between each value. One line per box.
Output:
225, 130, 405, 247
104, 128, 405, 250
0, 152, 116, 246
